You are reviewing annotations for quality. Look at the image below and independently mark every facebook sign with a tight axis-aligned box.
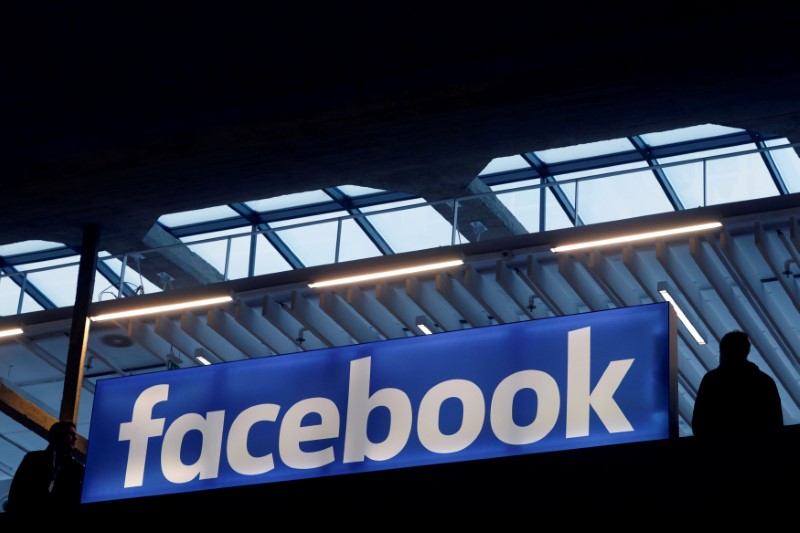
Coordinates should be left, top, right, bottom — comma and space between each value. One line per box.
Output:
82, 302, 676, 503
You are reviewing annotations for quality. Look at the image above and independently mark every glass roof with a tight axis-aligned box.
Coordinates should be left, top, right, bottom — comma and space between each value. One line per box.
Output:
0, 123, 798, 314
535, 137, 636, 164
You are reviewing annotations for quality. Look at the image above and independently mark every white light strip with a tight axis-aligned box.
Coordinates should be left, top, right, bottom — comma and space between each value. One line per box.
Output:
308, 259, 464, 288
415, 315, 436, 335
90, 296, 233, 322
417, 323, 433, 335
0, 328, 23, 338
196, 356, 212, 365
659, 289, 706, 345
550, 222, 722, 253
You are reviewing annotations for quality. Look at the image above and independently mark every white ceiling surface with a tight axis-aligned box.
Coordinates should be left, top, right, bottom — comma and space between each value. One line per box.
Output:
2, 204, 800, 483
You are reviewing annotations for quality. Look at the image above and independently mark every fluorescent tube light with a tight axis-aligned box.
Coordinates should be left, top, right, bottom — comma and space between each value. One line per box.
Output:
659, 289, 706, 345
0, 327, 23, 338
196, 355, 212, 365
90, 295, 233, 322
550, 222, 722, 253
308, 259, 464, 288
415, 315, 436, 335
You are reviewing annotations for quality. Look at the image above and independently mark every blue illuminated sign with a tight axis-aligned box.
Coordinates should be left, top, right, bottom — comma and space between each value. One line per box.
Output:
82, 302, 676, 503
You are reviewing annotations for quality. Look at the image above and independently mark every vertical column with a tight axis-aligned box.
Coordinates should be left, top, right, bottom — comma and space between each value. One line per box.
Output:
60, 223, 101, 423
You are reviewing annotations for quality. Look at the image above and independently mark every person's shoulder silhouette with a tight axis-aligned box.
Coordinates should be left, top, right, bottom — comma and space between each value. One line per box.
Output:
6, 420, 85, 516
691, 330, 783, 437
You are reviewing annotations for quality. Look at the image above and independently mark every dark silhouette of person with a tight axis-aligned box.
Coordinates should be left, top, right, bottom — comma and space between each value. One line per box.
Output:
691, 330, 783, 437
6, 420, 85, 515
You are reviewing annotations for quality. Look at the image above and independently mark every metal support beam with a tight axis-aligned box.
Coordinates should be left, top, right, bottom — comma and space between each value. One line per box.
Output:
60, 223, 100, 424
232, 299, 300, 354
346, 285, 408, 339
207, 307, 269, 358
1, 380, 88, 456
320, 290, 384, 343
262, 295, 325, 351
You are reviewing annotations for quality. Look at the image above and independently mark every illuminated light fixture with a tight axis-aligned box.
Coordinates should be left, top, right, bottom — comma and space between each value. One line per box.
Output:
194, 348, 213, 366
415, 315, 436, 335
658, 287, 706, 345
550, 222, 722, 253
0, 327, 23, 338
308, 259, 464, 289
90, 295, 233, 322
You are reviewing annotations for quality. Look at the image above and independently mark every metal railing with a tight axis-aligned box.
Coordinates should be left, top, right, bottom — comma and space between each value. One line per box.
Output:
1, 141, 797, 316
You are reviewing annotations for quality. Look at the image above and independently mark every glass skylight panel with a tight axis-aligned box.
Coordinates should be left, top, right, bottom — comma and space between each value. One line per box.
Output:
0, 276, 44, 315
360, 199, 468, 252
91, 272, 123, 302
271, 210, 382, 266
535, 138, 635, 164
336, 185, 387, 197
159, 205, 240, 228
639, 124, 743, 146
252, 234, 297, 276
97, 253, 163, 297
542, 189, 576, 231
765, 138, 800, 193
245, 190, 332, 212
181, 227, 292, 280
0, 123, 786, 322
479, 155, 530, 175
657, 144, 779, 208
490, 179, 573, 233
333, 218, 384, 263
490, 180, 541, 232
0, 240, 65, 257
15, 256, 82, 308
554, 162, 674, 224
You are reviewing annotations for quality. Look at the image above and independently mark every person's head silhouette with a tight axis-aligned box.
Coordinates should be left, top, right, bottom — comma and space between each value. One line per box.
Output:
719, 330, 750, 364
47, 420, 78, 455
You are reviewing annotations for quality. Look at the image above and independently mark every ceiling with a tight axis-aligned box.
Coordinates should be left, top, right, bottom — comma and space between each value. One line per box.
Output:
2, 190, 800, 484
3, 3, 800, 494
4, 5, 800, 252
